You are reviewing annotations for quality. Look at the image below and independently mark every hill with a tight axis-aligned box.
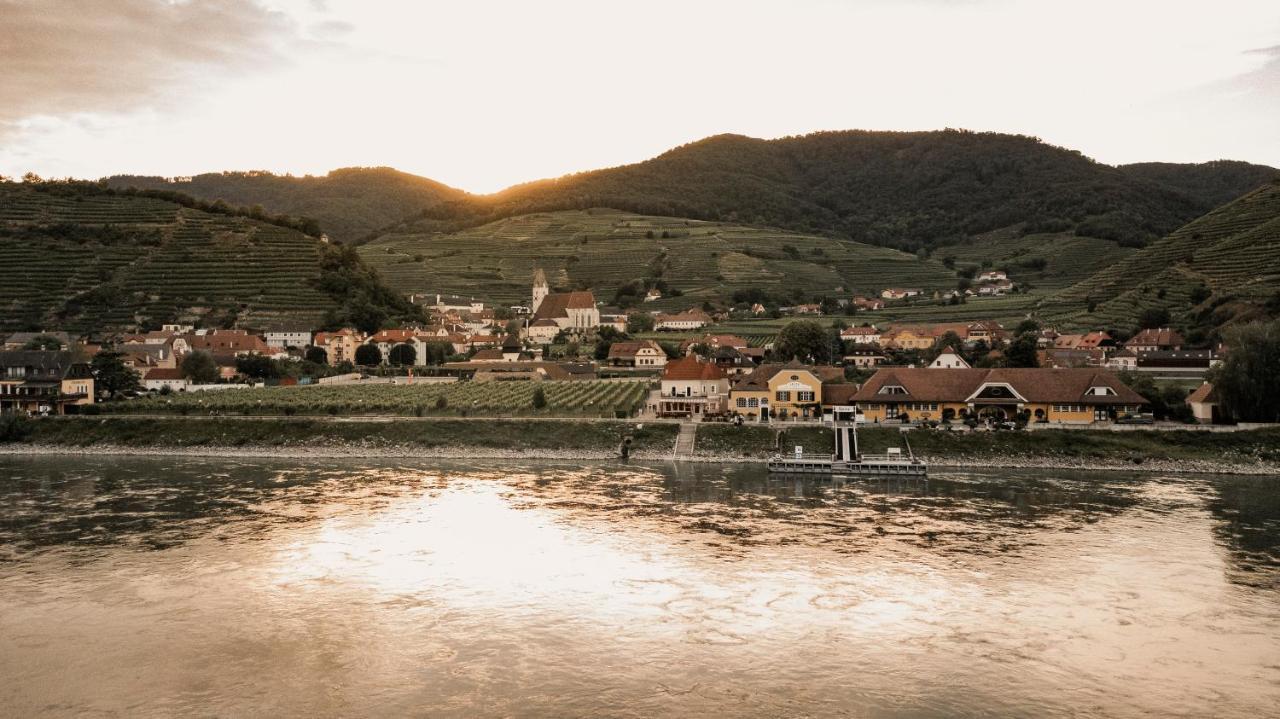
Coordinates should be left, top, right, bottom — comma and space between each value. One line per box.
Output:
104, 167, 470, 244
0, 182, 421, 334
357, 208, 959, 308
1119, 161, 1279, 208
1043, 178, 1280, 334
422, 130, 1256, 253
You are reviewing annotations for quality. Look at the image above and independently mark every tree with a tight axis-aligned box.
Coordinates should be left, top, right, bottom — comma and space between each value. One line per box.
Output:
1137, 307, 1171, 330
180, 350, 219, 383
1014, 319, 1040, 337
774, 320, 832, 363
627, 313, 655, 333
354, 344, 382, 366
532, 386, 547, 409
1207, 319, 1280, 422
90, 349, 141, 397
304, 346, 328, 365
388, 343, 417, 366
928, 331, 966, 362
1003, 333, 1040, 368
21, 334, 65, 350
421, 341, 452, 365
235, 353, 279, 379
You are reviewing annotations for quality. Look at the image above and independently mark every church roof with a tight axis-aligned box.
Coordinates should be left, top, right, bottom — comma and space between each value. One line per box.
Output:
533, 291, 596, 321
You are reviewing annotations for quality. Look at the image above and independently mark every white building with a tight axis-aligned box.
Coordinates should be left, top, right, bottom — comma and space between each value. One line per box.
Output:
264, 329, 312, 349
928, 350, 971, 369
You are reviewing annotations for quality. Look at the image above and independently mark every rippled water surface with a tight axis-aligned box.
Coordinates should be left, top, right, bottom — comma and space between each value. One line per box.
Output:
2, 455, 1279, 718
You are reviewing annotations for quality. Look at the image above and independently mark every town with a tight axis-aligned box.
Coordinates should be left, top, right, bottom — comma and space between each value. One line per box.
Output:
1, 268, 1237, 428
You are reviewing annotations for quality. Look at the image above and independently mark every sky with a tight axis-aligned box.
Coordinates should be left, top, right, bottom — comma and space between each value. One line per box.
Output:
1, 0, 1278, 194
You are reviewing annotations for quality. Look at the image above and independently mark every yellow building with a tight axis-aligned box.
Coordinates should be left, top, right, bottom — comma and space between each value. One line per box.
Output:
313, 329, 363, 366
729, 362, 846, 420
851, 368, 1147, 424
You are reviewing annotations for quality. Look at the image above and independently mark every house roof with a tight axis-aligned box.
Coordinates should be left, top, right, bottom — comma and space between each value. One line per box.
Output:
662, 356, 727, 381
730, 362, 842, 391
187, 331, 271, 354
657, 309, 712, 324
1127, 328, 1185, 348
470, 348, 506, 361
369, 329, 416, 344
0, 350, 90, 379
143, 368, 185, 380
841, 326, 879, 336
851, 368, 1148, 405
608, 340, 662, 358
1187, 382, 1217, 404
533, 291, 596, 321
822, 383, 859, 406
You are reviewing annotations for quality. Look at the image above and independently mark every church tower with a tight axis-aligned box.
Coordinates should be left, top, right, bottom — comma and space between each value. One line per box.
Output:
531, 267, 549, 313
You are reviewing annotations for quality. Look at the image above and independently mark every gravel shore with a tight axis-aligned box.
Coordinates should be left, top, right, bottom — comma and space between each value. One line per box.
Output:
4, 443, 1278, 475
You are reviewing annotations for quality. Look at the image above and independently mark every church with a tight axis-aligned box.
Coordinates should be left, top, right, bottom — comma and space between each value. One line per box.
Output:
525, 268, 601, 339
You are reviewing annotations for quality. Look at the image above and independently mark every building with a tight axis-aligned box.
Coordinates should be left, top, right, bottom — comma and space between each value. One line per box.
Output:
644, 288, 662, 302
657, 357, 730, 417
186, 330, 272, 357
977, 270, 1008, 283
965, 321, 1007, 344
928, 350, 971, 369
852, 296, 885, 311
1105, 348, 1138, 370
142, 367, 190, 392
842, 347, 886, 368
880, 288, 921, 300
728, 362, 846, 421
2, 331, 75, 351
840, 325, 880, 345
1126, 328, 1185, 353
655, 309, 712, 331
524, 319, 562, 343
607, 340, 668, 368
313, 329, 363, 366
530, 269, 601, 331
852, 368, 1147, 424
1186, 382, 1222, 424
0, 350, 95, 414
368, 329, 419, 365
879, 327, 936, 351
679, 334, 748, 355
263, 329, 312, 349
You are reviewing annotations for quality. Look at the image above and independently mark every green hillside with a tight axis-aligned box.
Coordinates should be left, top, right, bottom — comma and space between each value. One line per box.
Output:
105, 167, 470, 244
0, 182, 420, 334
426, 130, 1241, 253
358, 208, 959, 308
1119, 161, 1278, 208
1043, 179, 1280, 332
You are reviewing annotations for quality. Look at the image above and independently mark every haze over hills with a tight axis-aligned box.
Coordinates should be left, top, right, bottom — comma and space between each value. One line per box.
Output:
0, 182, 420, 334
105, 167, 470, 244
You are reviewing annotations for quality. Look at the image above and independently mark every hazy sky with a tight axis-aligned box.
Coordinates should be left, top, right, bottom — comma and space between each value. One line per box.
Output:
2, 0, 1278, 193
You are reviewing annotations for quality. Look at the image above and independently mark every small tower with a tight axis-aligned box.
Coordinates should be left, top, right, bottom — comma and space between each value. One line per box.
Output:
531, 267, 549, 313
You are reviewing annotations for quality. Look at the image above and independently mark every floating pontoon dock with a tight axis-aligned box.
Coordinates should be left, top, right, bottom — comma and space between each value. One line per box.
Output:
767, 407, 927, 477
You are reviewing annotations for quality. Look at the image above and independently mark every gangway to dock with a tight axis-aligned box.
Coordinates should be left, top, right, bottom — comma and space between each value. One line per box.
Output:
766, 406, 927, 478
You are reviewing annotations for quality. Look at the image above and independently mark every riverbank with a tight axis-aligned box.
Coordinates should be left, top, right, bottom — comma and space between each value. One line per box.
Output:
3, 416, 1279, 474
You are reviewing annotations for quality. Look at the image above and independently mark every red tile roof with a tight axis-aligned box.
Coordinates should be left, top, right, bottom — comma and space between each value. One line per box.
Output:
662, 356, 727, 381
852, 367, 1147, 405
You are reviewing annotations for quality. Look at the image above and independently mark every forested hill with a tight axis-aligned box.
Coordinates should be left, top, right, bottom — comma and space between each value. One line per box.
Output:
1043, 177, 1280, 334
1118, 160, 1279, 208
105, 167, 470, 244
423, 130, 1271, 253
0, 182, 422, 335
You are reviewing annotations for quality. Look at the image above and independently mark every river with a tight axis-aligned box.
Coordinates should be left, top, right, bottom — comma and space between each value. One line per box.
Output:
1, 455, 1278, 717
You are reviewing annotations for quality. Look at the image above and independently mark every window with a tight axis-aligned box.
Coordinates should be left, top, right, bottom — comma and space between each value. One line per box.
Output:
748, 398, 759, 408
878, 385, 906, 395
737, 397, 747, 408
797, 391, 815, 402
1089, 386, 1117, 396
885, 405, 899, 418
776, 391, 791, 402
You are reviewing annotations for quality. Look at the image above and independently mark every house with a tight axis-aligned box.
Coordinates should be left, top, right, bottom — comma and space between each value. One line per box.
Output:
655, 309, 712, 331
531, 269, 601, 331
1134, 349, 1219, 376
1041, 348, 1105, 368
852, 368, 1147, 424
840, 325, 880, 345
965, 321, 1007, 344
977, 270, 1008, 283
1055, 331, 1114, 350
263, 329, 312, 349
607, 340, 668, 368
599, 314, 628, 334
750, 303, 767, 315
679, 334, 749, 355
657, 357, 730, 417
524, 318, 562, 344
879, 327, 935, 351
0, 350, 95, 414
976, 280, 1015, 296
1186, 382, 1222, 424
644, 288, 662, 302
928, 350, 971, 369
709, 345, 758, 375
880, 288, 921, 300
728, 362, 847, 421
1105, 348, 1138, 370
2, 331, 74, 350
186, 330, 272, 357
842, 347, 886, 368
120, 344, 177, 370
792, 303, 823, 315
142, 367, 190, 392
1126, 328, 1185, 353
313, 329, 363, 366
851, 296, 885, 311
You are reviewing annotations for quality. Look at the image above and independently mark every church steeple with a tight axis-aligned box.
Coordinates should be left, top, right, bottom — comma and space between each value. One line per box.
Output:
531, 267, 549, 313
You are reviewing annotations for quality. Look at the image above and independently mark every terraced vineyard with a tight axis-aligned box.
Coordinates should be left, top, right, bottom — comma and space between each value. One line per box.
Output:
104, 380, 651, 417
940, 229, 1136, 291
358, 209, 958, 309
1042, 179, 1280, 329
0, 184, 350, 333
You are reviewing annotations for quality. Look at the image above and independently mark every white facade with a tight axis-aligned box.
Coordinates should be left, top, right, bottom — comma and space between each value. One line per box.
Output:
265, 330, 312, 349
928, 351, 971, 369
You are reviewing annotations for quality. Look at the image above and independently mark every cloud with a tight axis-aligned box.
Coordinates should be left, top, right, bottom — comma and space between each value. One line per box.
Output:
0, 0, 293, 130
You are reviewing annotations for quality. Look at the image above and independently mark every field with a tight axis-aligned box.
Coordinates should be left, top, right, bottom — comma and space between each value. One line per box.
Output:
0, 184, 339, 332
101, 380, 652, 418
358, 209, 960, 309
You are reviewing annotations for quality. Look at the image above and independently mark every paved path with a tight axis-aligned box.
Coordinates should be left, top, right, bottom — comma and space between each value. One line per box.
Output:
672, 422, 697, 460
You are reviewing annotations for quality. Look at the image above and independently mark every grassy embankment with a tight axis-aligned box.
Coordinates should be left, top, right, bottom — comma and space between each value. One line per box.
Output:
5, 416, 677, 455
695, 423, 1280, 466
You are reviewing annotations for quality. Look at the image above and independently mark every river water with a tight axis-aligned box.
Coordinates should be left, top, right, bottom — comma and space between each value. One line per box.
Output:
1, 456, 1278, 718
